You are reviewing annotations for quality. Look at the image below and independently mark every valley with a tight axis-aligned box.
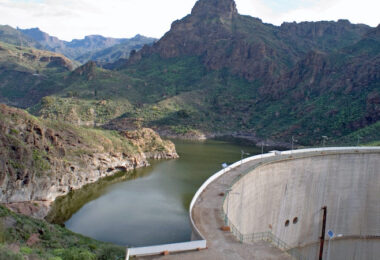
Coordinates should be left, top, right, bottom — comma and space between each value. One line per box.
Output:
0, 0, 379, 259
1, 0, 379, 146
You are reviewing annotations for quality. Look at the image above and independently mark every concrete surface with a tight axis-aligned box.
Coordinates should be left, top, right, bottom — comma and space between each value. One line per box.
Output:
225, 149, 380, 259
136, 148, 380, 259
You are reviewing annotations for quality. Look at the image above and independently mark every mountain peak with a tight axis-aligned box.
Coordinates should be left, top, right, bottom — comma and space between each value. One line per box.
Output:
191, 0, 237, 19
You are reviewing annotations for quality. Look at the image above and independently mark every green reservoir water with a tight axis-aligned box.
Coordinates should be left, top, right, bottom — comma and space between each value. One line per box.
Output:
53, 140, 260, 247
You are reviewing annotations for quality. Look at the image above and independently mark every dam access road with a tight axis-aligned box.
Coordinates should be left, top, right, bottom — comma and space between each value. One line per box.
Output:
133, 147, 380, 260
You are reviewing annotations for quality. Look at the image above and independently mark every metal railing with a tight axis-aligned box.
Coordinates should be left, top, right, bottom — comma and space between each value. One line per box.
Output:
222, 210, 306, 260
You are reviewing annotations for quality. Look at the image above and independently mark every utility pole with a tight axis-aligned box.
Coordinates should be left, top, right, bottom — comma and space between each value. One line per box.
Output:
319, 206, 327, 260
322, 136, 328, 147
241, 150, 249, 165
357, 136, 362, 146
291, 136, 294, 151
291, 136, 297, 152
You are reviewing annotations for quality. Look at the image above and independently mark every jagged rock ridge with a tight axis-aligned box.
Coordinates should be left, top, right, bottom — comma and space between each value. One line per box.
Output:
124, 0, 370, 83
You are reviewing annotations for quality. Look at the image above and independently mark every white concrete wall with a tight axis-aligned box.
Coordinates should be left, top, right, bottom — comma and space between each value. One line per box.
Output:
224, 149, 380, 258
294, 238, 380, 260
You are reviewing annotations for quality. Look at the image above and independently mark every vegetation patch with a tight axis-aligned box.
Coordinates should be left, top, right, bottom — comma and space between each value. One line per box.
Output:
0, 205, 125, 260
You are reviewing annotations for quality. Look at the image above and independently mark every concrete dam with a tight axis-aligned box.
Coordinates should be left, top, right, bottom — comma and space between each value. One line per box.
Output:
223, 148, 380, 259
128, 147, 380, 259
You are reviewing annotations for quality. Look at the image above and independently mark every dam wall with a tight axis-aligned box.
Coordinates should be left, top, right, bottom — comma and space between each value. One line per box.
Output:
223, 148, 380, 259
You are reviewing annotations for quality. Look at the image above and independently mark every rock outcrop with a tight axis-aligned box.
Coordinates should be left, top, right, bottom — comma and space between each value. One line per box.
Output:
70, 60, 97, 81
124, 0, 370, 83
0, 104, 178, 218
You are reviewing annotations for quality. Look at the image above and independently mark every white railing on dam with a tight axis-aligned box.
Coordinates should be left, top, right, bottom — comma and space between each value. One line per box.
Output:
126, 146, 380, 259
126, 240, 206, 258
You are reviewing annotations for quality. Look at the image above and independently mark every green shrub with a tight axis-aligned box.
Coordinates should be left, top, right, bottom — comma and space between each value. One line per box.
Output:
32, 149, 50, 175
97, 246, 125, 260
41, 96, 55, 107
10, 129, 19, 135
40, 230, 52, 240
53, 248, 96, 260
0, 245, 24, 260
20, 246, 33, 254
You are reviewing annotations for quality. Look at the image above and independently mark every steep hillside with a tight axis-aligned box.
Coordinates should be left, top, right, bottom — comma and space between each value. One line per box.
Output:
0, 104, 178, 218
278, 19, 370, 54
28, 61, 141, 126
0, 205, 126, 259
119, 0, 369, 82
105, 0, 378, 145
0, 42, 75, 108
257, 25, 380, 142
2, 0, 379, 146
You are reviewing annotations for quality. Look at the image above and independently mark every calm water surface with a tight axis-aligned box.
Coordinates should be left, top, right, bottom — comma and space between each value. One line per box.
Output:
60, 140, 260, 247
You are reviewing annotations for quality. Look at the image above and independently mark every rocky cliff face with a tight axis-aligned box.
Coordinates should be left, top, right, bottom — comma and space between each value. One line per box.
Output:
278, 19, 370, 53
126, 0, 286, 81
1, 0, 378, 146
191, 0, 237, 19
106, 0, 377, 144
71, 60, 97, 80
124, 0, 370, 83
0, 104, 178, 218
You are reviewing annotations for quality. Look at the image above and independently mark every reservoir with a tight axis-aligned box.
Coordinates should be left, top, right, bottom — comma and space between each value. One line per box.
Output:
49, 140, 261, 247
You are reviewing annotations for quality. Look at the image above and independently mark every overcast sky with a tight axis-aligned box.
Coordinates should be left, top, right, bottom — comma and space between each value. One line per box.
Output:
0, 0, 379, 41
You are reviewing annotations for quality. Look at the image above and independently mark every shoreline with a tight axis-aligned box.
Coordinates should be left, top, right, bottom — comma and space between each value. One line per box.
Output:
157, 130, 293, 149
3, 150, 178, 220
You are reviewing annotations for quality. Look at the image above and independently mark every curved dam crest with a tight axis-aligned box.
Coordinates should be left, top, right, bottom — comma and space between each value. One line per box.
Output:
128, 147, 380, 259
223, 148, 380, 259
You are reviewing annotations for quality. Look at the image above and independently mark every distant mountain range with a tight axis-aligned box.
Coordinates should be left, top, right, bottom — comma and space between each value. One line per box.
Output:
0, 25, 156, 64
0, 0, 379, 146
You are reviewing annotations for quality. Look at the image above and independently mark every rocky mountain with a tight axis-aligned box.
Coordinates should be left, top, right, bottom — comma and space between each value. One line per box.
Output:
0, 0, 379, 146
256, 25, 380, 140
0, 104, 178, 218
102, 0, 378, 145
17, 27, 65, 50
278, 19, 370, 54
0, 25, 41, 48
122, 0, 370, 82
75, 34, 156, 65
18, 27, 156, 63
